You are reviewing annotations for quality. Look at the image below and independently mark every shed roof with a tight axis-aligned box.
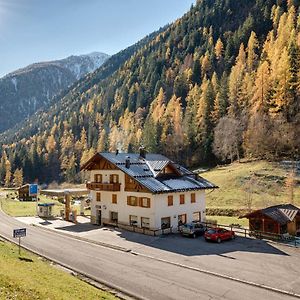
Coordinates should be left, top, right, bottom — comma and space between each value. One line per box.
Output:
40, 188, 89, 197
241, 204, 300, 225
81, 152, 217, 194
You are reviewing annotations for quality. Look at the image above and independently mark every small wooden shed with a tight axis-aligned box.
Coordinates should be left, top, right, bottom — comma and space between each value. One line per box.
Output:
17, 184, 37, 201
241, 204, 300, 236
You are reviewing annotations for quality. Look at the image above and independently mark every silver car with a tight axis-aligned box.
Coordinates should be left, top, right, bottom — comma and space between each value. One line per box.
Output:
181, 222, 205, 238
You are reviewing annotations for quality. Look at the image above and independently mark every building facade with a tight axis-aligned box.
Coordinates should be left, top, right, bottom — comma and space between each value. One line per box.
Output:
81, 151, 216, 231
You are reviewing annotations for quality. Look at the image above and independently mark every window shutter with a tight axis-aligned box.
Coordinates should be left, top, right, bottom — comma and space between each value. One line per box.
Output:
147, 198, 150, 208
191, 193, 196, 203
127, 196, 130, 205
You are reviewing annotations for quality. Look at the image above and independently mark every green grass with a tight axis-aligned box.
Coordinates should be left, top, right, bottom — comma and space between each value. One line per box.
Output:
206, 215, 249, 228
0, 240, 117, 300
201, 160, 300, 209
0, 192, 89, 217
1, 197, 64, 217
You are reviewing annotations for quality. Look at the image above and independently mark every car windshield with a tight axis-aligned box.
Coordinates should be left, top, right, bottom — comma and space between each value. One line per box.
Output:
183, 224, 193, 229
207, 229, 216, 234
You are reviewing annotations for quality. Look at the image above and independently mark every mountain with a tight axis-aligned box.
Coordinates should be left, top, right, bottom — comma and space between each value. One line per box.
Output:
0, 52, 109, 133
0, 0, 299, 185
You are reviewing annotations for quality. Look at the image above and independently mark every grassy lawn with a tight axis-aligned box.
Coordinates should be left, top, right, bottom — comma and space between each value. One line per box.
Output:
0, 240, 116, 300
206, 215, 249, 228
201, 160, 300, 210
0, 192, 89, 217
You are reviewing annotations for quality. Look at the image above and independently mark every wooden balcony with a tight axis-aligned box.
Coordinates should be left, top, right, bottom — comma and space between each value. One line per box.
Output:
86, 182, 121, 191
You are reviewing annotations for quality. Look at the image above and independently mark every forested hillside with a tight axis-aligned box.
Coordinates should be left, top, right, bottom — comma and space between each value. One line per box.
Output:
1, 0, 299, 184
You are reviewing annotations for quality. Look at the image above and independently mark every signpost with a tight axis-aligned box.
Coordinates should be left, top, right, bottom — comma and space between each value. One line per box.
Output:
29, 184, 38, 197
13, 228, 26, 256
29, 184, 39, 214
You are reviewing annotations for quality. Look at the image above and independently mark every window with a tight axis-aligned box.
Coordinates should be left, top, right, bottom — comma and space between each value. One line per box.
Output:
253, 220, 261, 230
96, 192, 101, 202
167, 195, 173, 206
110, 174, 119, 183
141, 217, 150, 229
94, 174, 102, 183
191, 193, 196, 203
193, 212, 201, 222
110, 211, 118, 222
129, 215, 138, 226
112, 194, 117, 204
161, 217, 171, 229
180, 194, 185, 205
178, 214, 187, 225
140, 197, 150, 208
127, 196, 138, 206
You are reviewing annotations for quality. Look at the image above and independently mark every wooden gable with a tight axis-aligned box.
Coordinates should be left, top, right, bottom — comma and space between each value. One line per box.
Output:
81, 154, 118, 170
156, 162, 181, 177
124, 174, 150, 193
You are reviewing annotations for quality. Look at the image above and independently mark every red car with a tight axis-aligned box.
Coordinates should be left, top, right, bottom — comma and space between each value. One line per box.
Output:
204, 227, 235, 243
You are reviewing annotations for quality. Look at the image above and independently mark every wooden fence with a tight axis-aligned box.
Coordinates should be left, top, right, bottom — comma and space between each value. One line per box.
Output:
102, 219, 299, 246
202, 221, 299, 247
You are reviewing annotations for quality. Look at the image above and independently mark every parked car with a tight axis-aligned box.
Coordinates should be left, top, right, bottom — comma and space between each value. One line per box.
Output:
181, 222, 206, 238
204, 227, 235, 243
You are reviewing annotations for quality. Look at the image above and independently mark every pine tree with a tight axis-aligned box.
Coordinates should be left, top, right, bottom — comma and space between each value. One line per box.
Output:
97, 129, 107, 152
247, 31, 259, 72
4, 159, 11, 187
228, 44, 246, 117
215, 38, 224, 60
13, 168, 23, 187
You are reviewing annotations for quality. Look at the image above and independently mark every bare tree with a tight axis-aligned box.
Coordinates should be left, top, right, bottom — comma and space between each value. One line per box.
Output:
213, 117, 243, 163
285, 169, 296, 204
243, 174, 257, 212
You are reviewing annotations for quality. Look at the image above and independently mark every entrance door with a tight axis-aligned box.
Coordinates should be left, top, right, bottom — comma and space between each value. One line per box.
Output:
96, 209, 102, 225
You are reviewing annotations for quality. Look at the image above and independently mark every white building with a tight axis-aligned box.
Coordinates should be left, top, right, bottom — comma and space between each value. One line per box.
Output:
81, 150, 217, 232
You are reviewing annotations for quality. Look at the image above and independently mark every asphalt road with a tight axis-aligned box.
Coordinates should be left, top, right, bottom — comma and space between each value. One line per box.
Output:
0, 210, 298, 300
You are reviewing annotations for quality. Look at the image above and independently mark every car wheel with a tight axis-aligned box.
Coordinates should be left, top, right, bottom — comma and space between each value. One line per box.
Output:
217, 237, 221, 243
231, 235, 235, 240
192, 233, 196, 239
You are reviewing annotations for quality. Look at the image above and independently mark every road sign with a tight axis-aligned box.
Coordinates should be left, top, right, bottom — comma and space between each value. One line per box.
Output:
13, 228, 26, 256
29, 184, 38, 196
13, 228, 26, 238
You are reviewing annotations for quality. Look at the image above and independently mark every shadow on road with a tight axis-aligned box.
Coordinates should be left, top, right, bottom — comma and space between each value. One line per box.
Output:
118, 230, 288, 257
55, 223, 100, 233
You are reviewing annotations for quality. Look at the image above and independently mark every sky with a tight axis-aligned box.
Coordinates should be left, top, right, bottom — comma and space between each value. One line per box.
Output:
0, 0, 195, 77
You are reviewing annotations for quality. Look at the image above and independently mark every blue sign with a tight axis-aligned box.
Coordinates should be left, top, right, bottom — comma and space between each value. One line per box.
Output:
29, 184, 38, 196
13, 228, 26, 238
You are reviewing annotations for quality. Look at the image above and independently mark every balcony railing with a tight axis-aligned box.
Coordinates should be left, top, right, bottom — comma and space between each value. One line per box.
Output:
86, 182, 121, 191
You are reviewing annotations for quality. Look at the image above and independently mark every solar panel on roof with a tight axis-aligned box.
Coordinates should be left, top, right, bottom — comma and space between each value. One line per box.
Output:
97, 152, 217, 193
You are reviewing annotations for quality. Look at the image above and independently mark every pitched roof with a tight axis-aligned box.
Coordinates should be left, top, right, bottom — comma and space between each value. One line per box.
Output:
81, 152, 217, 194
241, 204, 300, 225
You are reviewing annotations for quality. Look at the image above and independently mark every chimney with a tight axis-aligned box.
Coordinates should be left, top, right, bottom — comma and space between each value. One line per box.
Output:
139, 146, 146, 159
115, 149, 119, 156
125, 156, 130, 168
